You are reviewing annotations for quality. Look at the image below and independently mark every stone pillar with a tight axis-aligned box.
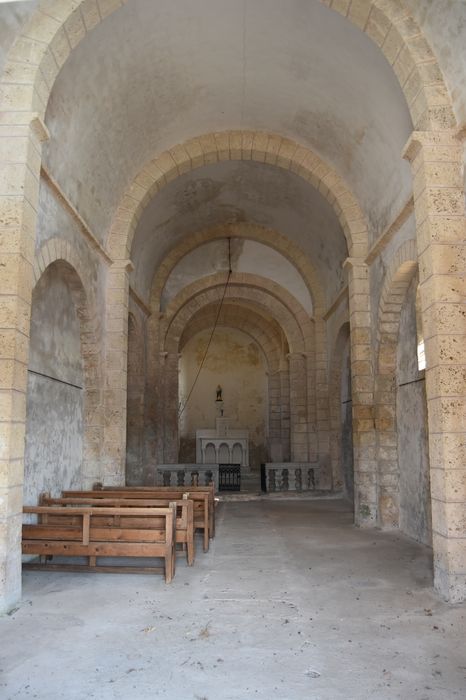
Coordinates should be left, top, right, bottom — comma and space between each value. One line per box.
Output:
143, 315, 161, 478
344, 258, 376, 526
305, 347, 317, 464
404, 130, 466, 602
267, 370, 282, 461
314, 319, 329, 475
163, 352, 180, 463
288, 352, 308, 462
375, 324, 400, 529
102, 260, 132, 486
0, 117, 46, 611
125, 311, 146, 486
279, 363, 291, 461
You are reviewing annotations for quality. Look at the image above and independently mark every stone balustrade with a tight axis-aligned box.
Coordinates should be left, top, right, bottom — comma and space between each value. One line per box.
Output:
155, 464, 219, 492
265, 463, 319, 493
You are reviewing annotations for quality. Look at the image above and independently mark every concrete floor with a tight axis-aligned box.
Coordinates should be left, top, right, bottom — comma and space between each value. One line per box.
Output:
1, 499, 465, 700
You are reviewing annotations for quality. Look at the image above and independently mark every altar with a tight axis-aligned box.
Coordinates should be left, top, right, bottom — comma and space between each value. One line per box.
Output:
196, 417, 249, 467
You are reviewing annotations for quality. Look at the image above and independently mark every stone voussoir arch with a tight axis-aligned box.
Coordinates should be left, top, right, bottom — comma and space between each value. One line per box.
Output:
163, 281, 309, 356
375, 238, 419, 529
33, 237, 95, 306
32, 238, 103, 483
150, 222, 325, 317
1, 0, 454, 140
34, 238, 100, 361
163, 272, 314, 350
108, 129, 369, 263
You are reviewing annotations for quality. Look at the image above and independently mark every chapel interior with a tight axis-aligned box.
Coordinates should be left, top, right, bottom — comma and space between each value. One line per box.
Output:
0, 1, 465, 697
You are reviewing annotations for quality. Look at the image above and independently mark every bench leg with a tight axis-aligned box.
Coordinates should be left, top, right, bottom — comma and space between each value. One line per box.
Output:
89, 556, 96, 568
209, 499, 215, 538
187, 537, 195, 566
203, 527, 209, 553
165, 546, 175, 583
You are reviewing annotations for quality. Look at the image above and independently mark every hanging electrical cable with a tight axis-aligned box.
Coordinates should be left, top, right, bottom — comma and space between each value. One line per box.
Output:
178, 238, 232, 417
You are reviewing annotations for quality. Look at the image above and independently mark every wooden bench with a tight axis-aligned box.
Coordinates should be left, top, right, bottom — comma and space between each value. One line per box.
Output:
39, 494, 195, 566
22, 504, 177, 582
65, 485, 215, 553
100, 484, 216, 542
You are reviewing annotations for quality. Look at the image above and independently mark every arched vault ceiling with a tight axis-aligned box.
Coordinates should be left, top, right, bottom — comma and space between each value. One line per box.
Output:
161, 239, 313, 315
44, 0, 413, 241
131, 160, 347, 305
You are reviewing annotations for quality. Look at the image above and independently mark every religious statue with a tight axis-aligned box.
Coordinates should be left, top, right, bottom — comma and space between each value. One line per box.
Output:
216, 385, 223, 401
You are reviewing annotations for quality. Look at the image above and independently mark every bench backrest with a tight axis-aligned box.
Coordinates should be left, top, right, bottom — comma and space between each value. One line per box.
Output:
60, 489, 210, 512
23, 504, 177, 545
39, 495, 191, 529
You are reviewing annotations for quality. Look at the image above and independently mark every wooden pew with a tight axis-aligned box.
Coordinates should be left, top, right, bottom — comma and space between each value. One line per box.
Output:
64, 485, 214, 552
100, 484, 216, 541
39, 494, 195, 566
22, 504, 177, 582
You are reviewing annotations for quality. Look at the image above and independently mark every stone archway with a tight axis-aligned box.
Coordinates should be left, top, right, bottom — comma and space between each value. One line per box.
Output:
1, 1, 452, 136
102, 132, 374, 518
154, 276, 316, 469
149, 222, 324, 315
32, 239, 103, 487
106, 130, 368, 260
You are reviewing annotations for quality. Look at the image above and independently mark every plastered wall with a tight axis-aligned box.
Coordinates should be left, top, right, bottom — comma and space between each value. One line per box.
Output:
24, 265, 83, 505
396, 278, 432, 546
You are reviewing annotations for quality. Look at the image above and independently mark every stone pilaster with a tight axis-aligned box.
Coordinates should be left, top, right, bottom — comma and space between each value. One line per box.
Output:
0, 117, 45, 611
142, 315, 161, 477
344, 258, 376, 526
162, 352, 180, 463
267, 370, 282, 461
102, 259, 132, 485
288, 352, 309, 462
279, 363, 291, 461
404, 130, 466, 602
314, 319, 329, 468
